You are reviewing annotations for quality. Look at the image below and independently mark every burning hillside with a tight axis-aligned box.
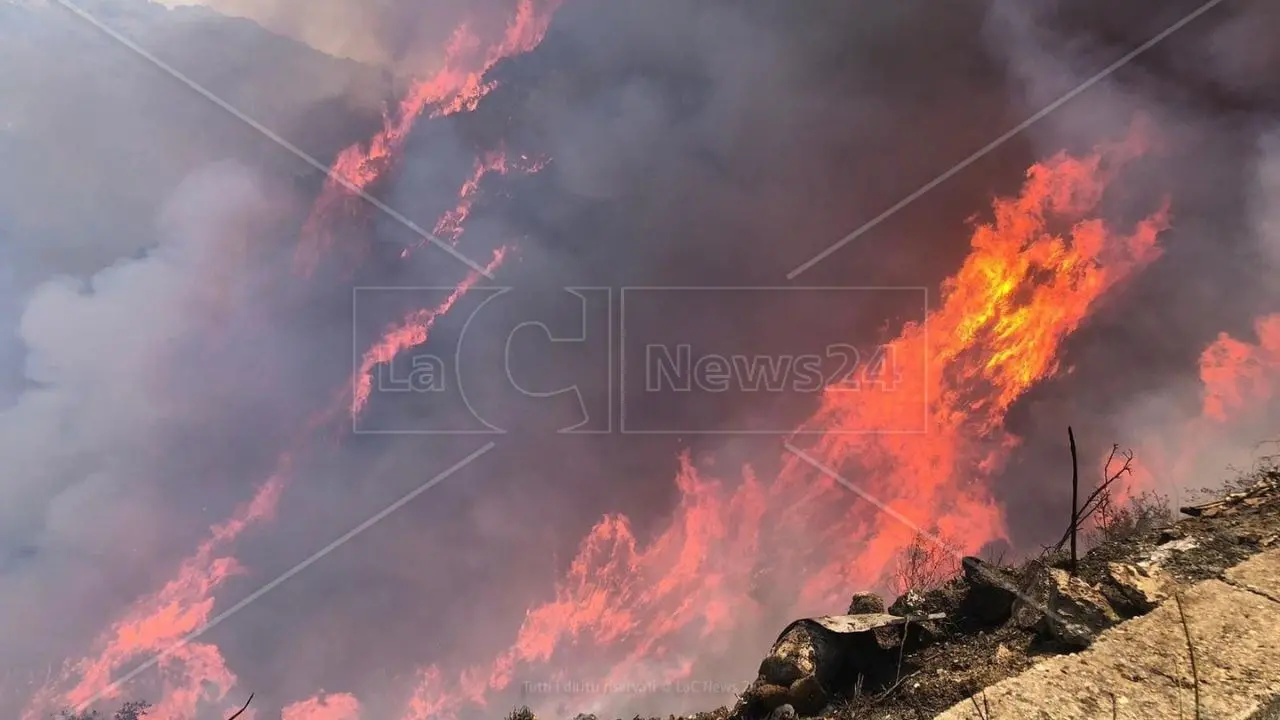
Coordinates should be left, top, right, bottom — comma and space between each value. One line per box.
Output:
3, 0, 1280, 719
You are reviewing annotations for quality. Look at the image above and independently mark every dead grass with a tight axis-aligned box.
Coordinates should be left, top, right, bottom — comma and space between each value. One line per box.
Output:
506, 706, 537, 720
1092, 489, 1173, 546
891, 530, 962, 597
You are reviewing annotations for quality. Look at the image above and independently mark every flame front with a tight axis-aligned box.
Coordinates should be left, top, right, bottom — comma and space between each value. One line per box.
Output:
1201, 314, 1280, 423
282, 693, 361, 720
24, 1, 559, 716
293, 0, 561, 276
30, 101, 1186, 720
1125, 312, 1280, 495
35, 117, 1178, 719
390, 121, 1172, 718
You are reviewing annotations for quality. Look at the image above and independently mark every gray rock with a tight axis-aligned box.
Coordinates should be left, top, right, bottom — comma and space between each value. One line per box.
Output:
766, 703, 797, 720
847, 591, 886, 614
787, 674, 827, 715
1013, 566, 1119, 647
1010, 563, 1054, 632
749, 613, 945, 712
740, 681, 790, 713
960, 556, 1020, 625
758, 623, 825, 686
1099, 562, 1171, 617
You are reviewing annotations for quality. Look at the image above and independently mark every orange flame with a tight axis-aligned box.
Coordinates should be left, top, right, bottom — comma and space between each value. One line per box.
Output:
775, 127, 1168, 605
1128, 312, 1280, 493
1201, 314, 1280, 422
30, 13, 554, 710
294, 0, 562, 275
351, 246, 508, 416
282, 692, 361, 720
26, 475, 284, 720
396, 122, 1170, 718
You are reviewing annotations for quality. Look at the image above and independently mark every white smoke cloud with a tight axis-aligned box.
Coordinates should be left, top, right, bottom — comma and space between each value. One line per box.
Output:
0, 160, 296, 710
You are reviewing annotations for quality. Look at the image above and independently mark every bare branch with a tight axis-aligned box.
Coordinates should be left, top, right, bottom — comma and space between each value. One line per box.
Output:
892, 530, 961, 595
967, 688, 991, 719
227, 693, 254, 720
1069, 426, 1080, 574
1053, 444, 1134, 552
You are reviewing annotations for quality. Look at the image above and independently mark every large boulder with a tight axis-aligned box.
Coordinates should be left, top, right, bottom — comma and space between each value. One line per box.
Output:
742, 614, 937, 717
958, 556, 1021, 625
847, 591, 886, 614
1011, 566, 1119, 647
1099, 562, 1172, 617
756, 621, 827, 688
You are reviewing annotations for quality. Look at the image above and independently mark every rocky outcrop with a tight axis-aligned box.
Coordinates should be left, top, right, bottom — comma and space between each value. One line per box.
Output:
1011, 565, 1120, 647
846, 591, 886, 614
958, 557, 1020, 625
935, 550, 1280, 720
1100, 562, 1173, 616
737, 613, 943, 717
721, 472, 1280, 720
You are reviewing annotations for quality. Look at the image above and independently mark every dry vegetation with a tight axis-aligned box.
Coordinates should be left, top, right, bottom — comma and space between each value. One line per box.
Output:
56, 694, 252, 720
892, 531, 963, 597
57, 701, 152, 720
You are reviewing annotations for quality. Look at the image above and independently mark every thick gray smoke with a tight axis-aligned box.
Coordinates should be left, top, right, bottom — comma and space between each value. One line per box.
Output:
2, 0, 1278, 718
0, 0, 389, 710
0, 159, 310, 704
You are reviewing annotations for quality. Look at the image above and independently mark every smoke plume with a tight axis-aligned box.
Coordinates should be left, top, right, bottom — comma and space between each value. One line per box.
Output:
2, 0, 1278, 718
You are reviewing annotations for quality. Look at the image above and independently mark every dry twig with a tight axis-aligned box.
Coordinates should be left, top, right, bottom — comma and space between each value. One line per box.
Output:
1053, 444, 1135, 552
227, 693, 254, 720
1069, 426, 1080, 574
967, 688, 991, 719
1174, 594, 1201, 720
